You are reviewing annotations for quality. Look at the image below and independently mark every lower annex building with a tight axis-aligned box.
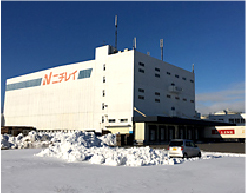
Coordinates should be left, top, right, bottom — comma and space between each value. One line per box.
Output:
5, 45, 236, 144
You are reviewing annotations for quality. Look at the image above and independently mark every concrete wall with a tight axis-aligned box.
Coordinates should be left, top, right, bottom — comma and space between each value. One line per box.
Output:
133, 51, 195, 119
4, 45, 134, 133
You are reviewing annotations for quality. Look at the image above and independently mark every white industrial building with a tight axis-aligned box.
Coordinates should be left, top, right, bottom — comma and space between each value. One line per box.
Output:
4, 45, 196, 137
202, 110, 245, 126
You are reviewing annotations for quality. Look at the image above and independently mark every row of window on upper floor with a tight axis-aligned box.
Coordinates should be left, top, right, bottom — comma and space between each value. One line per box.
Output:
137, 94, 194, 103
138, 62, 194, 83
102, 117, 128, 124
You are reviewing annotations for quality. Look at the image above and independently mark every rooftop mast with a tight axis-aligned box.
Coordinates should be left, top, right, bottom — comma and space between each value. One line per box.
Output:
115, 15, 118, 51
160, 39, 163, 61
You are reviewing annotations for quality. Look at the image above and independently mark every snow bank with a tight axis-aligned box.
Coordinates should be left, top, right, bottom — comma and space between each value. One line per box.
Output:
2, 131, 245, 167
34, 131, 245, 167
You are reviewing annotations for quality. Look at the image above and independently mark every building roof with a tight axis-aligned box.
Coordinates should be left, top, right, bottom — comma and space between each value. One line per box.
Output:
133, 116, 234, 126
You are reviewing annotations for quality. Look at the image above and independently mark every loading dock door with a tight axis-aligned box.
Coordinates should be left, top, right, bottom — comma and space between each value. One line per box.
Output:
149, 125, 157, 141
168, 126, 175, 140
160, 126, 167, 141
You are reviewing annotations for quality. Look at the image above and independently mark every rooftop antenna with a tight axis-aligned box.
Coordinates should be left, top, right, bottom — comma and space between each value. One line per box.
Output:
133, 37, 136, 50
115, 15, 118, 51
192, 64, 194, 73
160, 39, 163, 61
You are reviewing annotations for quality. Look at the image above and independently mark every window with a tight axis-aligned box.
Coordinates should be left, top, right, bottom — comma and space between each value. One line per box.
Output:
102, 117, 104, 123
109, 119, 115, 123
138, 62, 144, 67
138, 88, 144, 93
171, 107, 175, 111
102, 103, 104, 110
155, 67, 160, 72
103, 77, 105, 83
155, 92, 160, 96
171, 83, 175, 86
183, 98, 187, 101
120, 119, 128, 123
78, 68, 93, 79
138, 68, 144, 73
182, 77, 187, 80
175, 97, 180, 100
175, 74, 180, 78
236, 119, 241, 124
6, 78, 42, 91
103, 64, 105, 71
190, 100, 194, 103
167, 72, 171, 75
155, 99, 160, 103
138, 95, 144, 100
229, 119, 234, 124
190, 79, 194, 83
155, 74, 160, 78
167, 94, 171, 98
102, 90, 105, 97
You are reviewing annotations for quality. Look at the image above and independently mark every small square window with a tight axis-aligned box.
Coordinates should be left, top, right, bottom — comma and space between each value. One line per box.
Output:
103, 77, 105, 83
183, 98, 187, 101
175, 74, 179, 78
167, 94, 171, 98
102, 90, 105, 97
102, 103, 104, 110
138, 68, 144, 73
182, 77, 187, 80
120, 119, 128, 123
155, 99, 160, 103
190, 79, 194, 83
190, 100, 194, 103
109, 119, 115, 123
138, 88, 144, 93
167, 72, 171, 75
138, 95, 144, 100
103, 64, 105, 71
171, 107, 175, 111
175, 97, 180, 100
155, 74, 160, 78
138, 62, 144, 67
155, 67, 160, 72
155, 92, 160, 96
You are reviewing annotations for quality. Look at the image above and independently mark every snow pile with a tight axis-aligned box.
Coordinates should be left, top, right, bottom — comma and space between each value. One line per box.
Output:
98, 133, 116, 146
34, 131, 190, 166
1, 131, 118, 151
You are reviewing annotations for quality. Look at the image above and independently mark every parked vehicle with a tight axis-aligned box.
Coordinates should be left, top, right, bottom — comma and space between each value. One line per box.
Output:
168, 139, 201, 158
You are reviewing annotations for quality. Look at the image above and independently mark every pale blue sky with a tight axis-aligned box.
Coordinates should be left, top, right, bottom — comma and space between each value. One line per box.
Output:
1, 1, 245, 114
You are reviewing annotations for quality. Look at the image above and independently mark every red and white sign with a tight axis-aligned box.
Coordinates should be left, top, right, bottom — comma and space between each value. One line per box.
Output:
42, 71, 77, 85
212, 129, 235, 135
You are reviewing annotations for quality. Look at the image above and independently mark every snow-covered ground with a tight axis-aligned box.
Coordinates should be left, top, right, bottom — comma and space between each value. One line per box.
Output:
1, 149, 245, 193
1, 131, 246, 192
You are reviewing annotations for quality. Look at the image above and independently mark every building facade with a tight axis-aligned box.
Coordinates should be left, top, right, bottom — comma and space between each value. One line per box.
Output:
4, 45, 196, 135
202, 110, 246, 126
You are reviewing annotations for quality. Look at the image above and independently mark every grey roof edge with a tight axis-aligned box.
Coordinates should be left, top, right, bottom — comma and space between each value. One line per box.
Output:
133, 116, 235, 126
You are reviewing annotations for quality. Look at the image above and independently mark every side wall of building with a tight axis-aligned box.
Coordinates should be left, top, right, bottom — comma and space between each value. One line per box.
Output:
204, 126, 246, 139
133, 51, 195, 119
4, 60, 97, 131
94, 47, 134, 133
4, 45, 135, 133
